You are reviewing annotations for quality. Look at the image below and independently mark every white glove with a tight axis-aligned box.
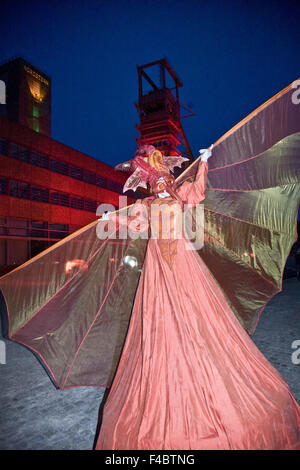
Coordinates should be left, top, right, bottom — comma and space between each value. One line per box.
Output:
199, 144, 213, 162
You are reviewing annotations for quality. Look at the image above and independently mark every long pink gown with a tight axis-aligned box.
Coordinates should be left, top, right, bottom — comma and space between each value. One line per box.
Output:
96, 162, 300, 450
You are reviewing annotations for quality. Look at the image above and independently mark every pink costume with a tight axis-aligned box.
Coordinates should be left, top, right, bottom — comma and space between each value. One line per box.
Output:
95, 153, 300, 450
1, 82, 299, 451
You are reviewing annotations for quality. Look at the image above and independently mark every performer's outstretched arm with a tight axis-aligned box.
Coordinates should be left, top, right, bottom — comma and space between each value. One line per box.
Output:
176, 145, 213, 206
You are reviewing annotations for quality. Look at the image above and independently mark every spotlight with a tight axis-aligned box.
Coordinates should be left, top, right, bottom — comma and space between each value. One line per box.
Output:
123, 256, 138, 269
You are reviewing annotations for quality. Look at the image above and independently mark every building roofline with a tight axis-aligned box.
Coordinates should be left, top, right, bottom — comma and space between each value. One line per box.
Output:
0, 56, 52, 80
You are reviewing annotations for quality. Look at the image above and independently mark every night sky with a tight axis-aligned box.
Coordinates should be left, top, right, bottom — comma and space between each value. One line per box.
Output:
0, 0, 299, 168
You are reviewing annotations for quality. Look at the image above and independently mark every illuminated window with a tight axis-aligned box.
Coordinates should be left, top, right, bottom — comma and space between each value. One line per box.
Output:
29, 80, 41, 102
33, 122, 40, 133
33, 105, 39, 118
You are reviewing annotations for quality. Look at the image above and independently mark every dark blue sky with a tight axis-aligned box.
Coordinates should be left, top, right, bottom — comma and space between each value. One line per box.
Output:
0, 0, 299, 167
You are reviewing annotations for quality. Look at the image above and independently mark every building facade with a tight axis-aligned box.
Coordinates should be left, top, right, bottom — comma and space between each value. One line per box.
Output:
0, 116, 136, 275
0, 58, 136, 275
0, 57, 51, 136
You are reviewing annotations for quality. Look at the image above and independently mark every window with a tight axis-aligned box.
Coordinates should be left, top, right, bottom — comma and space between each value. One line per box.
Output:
84, 199, 97, 212
84, 170, 96, 185
70, 196, 84, 210
4, 140, 128, 199
9, 180, 19, 197
30, 221, 48, 238
7, 218, 28, 237
49, 223, 68, 231
19, 182, 30, 199
96, 175, 107, 188
59, 193, 69, 207
107, 180, 123, 193
9, 143, 30, 163
0, 217, 7, 236
0, 177, 8, 195
33, 105, 39, 118
70, 165, 83, 181
31, 151, 49, 169
19, 146, 30, 163
49, 223, 69, 239
49, 191, 60, 205
31, 186, 49, 203
50, 159, 69, 176
0, 138, 8, 156
50, 191, 69, 207
10, 143, 19, 159
9, 180, 31, 199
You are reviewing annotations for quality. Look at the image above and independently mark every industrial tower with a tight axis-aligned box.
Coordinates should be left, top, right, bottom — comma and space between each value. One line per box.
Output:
136, 58, 195, 171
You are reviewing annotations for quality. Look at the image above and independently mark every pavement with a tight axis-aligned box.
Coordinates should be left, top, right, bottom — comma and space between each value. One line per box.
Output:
0, 277, 299, 450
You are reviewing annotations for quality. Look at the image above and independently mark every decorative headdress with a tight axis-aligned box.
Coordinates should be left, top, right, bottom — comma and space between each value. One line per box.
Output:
115, 144, 189, 193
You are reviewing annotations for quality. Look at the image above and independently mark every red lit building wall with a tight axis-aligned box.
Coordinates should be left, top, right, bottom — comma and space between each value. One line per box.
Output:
0, 116, 137, 273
